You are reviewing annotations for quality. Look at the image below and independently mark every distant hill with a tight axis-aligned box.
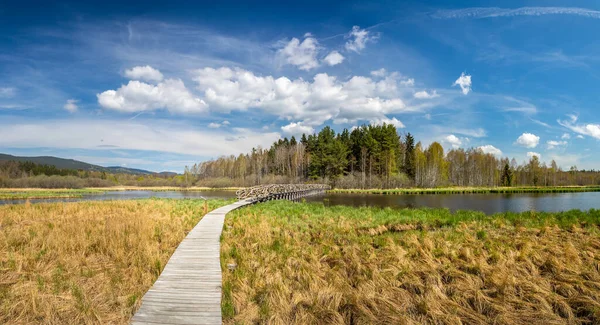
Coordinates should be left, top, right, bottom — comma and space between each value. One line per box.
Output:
0, 153, 159, 175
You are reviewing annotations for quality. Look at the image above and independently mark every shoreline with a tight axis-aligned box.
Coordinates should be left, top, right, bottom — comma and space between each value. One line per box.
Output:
329, 186, 600, 195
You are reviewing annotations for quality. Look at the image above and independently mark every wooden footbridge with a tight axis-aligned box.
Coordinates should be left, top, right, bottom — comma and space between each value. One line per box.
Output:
131, 184, 329, 325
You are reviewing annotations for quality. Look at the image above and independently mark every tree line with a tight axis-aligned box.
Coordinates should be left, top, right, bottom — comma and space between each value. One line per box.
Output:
0, 161, 190, 188
192, 124, 600, 188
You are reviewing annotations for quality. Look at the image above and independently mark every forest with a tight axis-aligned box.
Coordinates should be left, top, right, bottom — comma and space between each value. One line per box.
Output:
192, 124, 600, 188
0, 161, 189, 188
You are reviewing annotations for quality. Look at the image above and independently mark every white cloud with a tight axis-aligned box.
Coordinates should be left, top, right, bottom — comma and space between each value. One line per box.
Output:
281, 122, 314, 135
63, 99, 78, 112
453, 72, 472, 95
515, 132, 540, 148
323, 51, 345, 66
576, 135, 584, 139
503, 97, 537, 114
222, 120, 230, 125
0, 118, 280, 157
432, 7, 600, 20
0, 87, 16, 98
278, 36, 319, 70
561, 133, 571, 139
370, 68, 386, 78
527, 152, 541, 159
124, 65, 164, 82
478, 145, 502, 156
208, 122, 221, 128
424, 113, 432, 120
558, 117, 600, 140
97, 79, 208, 114
531, 119, 550, 127
414, 90, 439, 99
444, 134, 462, 148
400, 78, 415, 87
546, 140, 567, 149
192, 67, 417, 126
369, 117, 405, 128
345, 26, 376, 52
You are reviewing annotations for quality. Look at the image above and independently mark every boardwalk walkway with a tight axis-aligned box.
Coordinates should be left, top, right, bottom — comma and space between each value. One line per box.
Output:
131, 184, 328, 324
131, 199, 253, 325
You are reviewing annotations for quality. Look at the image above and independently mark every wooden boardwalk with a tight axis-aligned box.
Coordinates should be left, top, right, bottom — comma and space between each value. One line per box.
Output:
131, 199, 253, 325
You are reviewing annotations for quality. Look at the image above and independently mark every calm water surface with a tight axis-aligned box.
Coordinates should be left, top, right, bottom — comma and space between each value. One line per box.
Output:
305, 192, 600, 214
2, 190, 599, 214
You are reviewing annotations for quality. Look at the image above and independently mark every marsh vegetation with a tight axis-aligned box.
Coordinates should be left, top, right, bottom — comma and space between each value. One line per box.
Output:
0, 199, 231, 324
221, 201, 600, 324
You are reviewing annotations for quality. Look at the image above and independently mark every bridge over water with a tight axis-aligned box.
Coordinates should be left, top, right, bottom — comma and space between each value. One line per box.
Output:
131, 184, 328, 325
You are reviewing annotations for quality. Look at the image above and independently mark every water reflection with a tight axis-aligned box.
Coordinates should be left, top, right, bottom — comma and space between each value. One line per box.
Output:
2, 190, 598, 214
305, 192, 600, 214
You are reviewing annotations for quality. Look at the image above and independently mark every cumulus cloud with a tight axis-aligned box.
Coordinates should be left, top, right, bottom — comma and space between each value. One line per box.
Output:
453, 72, 472, 95
63, 99, 78, 112
208, 122, 221, 128
323, 51, 345, 66
557, 117, 600, 140
192, 67, 416, 126
478, 145, 502, 156
281, 122, 314, 135
370, 68, 387, 78
576, 135, 585, 139
400, 78, 415, 87
444, 134, 462, 148
0, 87, 16, 98
527, 152, 541, 159
414, 90, 439, 99
547, 140, 567, 149
561, 133, 571, 139
278, 36, 320, 70
515, 132, 540, 148
124, 65, 164, 82
345, 26, 376, 52
369, 117, 405, 128
97, 79, 207, 114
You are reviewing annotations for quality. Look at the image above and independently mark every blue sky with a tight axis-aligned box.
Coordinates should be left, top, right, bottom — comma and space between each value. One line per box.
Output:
2, 1, 600, 172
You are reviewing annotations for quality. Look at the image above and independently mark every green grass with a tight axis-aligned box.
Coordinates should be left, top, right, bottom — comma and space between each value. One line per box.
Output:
329, 185, 600, 195
0, 189, 106, 200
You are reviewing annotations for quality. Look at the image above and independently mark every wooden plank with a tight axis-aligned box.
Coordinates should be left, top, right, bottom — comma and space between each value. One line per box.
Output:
130, 199, 253, 325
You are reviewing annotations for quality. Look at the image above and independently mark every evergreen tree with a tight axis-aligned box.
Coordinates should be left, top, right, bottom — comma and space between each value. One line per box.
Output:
403, 132, 416, 181
500, 162, 513, 186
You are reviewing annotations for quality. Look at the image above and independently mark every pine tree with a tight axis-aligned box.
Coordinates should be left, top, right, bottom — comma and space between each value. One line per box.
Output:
500, 162, 512, 186
403, 132, 416, 181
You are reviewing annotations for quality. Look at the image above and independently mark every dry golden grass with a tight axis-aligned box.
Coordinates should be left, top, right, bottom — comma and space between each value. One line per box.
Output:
222, 202, 600, 325
0, 198, 230, 324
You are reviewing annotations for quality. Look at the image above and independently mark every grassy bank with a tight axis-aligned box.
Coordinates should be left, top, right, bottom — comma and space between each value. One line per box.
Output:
329, 185, 600, 195
0, 186, 240, 200
0, 198, 232, 324
221, 201, 600, 324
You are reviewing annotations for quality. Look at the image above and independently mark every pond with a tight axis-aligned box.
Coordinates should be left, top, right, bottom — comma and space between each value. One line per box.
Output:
305, 192, 600, 214
2, 190, 599, 214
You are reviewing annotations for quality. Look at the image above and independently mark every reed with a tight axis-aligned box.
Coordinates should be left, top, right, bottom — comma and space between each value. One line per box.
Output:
221, 201, 600, 324
0, 198, 231, 324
